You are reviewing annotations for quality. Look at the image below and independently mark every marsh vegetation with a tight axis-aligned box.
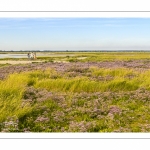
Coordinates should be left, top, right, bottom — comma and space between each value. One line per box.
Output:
0, 52, 150, 132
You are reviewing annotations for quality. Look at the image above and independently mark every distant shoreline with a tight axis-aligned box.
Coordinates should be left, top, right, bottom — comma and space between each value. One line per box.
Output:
1, 50, 150, 53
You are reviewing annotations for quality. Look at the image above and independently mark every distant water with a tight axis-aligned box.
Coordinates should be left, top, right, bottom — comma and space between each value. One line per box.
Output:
0, 53, 75, 59
0, 54, 27, 59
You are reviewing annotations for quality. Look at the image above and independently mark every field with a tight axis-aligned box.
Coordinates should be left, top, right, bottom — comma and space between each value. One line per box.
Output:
0, 51, 150, 132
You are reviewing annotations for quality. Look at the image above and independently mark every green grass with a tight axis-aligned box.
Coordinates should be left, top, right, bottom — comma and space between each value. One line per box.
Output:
52, 51, 150, 62
0, 64, 11, 68
76, 52, 150, 62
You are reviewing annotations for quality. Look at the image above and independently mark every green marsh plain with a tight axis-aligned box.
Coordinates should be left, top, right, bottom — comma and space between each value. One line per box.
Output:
0, 51, 150, 132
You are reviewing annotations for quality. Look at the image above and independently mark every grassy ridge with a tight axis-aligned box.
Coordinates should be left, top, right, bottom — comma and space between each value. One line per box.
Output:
33, 67, 147, 92
0, 67, 150, 132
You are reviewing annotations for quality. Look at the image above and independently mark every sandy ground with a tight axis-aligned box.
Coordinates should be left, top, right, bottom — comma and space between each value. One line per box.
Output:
0, 60, 44, 64
0, 60, 70, 64
77, 57, 87, 60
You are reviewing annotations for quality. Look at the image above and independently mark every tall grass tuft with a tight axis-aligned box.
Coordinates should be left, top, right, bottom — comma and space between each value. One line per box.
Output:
0, 73, 32, 122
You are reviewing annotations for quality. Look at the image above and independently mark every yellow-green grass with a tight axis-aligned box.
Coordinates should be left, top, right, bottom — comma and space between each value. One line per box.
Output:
1, 67, 150, 96
90, 67, 138, 77
0, 73, 32, 122
54, 52, 150, 62
52, 52, 150, 62
33, 67, 148, 93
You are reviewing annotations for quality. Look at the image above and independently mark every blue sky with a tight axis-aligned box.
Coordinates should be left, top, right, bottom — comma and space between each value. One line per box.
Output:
0, 18, 150, 51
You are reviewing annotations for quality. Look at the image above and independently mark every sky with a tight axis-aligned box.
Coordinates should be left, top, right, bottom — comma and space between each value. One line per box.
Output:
0, 18, 150, 51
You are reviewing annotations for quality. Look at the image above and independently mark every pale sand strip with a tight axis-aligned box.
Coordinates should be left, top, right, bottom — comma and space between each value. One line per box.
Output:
0, 60, 44, 64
